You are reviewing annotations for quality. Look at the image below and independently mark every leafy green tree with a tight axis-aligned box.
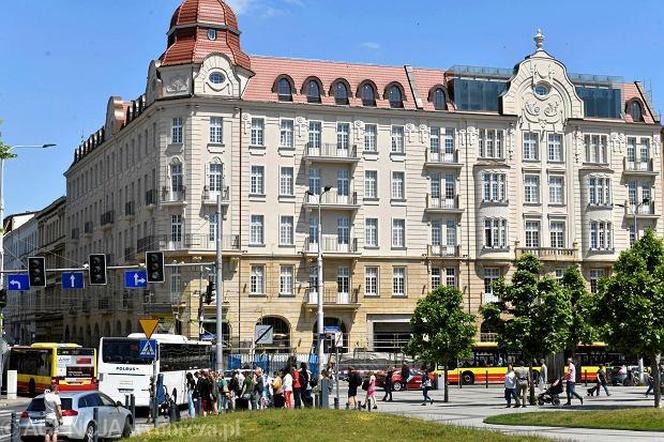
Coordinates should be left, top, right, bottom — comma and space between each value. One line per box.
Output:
404, 285, 476, 402
0, 120, 16, 160
482, 254, 573, 403
560, 265, 596, 357
593, 229, 664, 408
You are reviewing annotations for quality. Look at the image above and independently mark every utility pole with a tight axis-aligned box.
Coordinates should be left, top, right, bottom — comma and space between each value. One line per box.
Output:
215, 191, 223, 372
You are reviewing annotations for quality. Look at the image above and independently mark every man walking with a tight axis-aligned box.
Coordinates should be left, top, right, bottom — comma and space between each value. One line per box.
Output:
382, 367, 393, 402
587, 364, 610, 397
515, 361, 530, 408
564, 358, 584, 405
539, 360, 548, 393
44, 381, 63, 442
504, 364, 519, 408
400, 364, 411, 391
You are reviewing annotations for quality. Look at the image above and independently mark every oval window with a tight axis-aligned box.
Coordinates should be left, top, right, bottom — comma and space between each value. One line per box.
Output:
534, 84, 549, 97
209, 72, 225, 84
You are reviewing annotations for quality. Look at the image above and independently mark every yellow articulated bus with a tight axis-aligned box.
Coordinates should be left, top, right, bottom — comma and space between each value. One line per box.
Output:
8, 343, 97, 396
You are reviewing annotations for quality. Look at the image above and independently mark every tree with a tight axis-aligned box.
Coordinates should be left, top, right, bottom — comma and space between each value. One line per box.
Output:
592, 229, 664, 408
0, 120, 16, 160
404, 285, 476, 402
560, 265, 596, 357
482, 254, 573, 403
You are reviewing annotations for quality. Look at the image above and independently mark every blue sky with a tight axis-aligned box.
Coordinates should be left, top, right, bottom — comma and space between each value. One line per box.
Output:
1, 0, 663, 215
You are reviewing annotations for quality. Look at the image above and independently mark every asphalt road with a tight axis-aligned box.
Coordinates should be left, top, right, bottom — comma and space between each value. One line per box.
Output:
0, 397, 32, 440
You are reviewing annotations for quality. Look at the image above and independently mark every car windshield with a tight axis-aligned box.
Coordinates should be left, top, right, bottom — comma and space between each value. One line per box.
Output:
102, 339, 153, 365
27, 398, 73, 411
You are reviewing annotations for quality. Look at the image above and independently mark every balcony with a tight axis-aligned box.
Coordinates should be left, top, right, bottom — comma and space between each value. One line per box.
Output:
424, 150, 463, 168
303, 235, 359, 255
303, 190, 359, 211
156, 233, 241, 253
623, 157, 657, 176
427, 244, 461, 258
202, 186, 230, 206
125, 201, 135, 217
145, 189, 157, 207
304, 143, 360, 163
623, 200, 659, 219
305, 288, 359, 309
425, 194, 464, 214
162, 186, 186, 205
84, 221, 93, 236
516, 246, 577, 261
71, 228, 80, 241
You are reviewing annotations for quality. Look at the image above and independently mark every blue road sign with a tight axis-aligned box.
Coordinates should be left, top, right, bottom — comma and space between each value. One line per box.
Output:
62, 272, 85, 290
124, 270, 148, 289
6, 274, 29, 291
138, 339, 157, 360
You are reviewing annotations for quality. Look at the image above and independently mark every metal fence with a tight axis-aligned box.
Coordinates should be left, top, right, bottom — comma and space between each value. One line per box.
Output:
224, 352, 320, 377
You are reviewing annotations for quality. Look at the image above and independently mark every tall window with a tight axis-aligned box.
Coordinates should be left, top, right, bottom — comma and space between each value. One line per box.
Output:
483, 268, 500, 303
308, 168, 320, 195
524, 175, 540, 204
251, 118, 264, 146
309, 215, 318, 245
170, 162, 183, 193
479, 129, 504, 159
171, 117, 183, 144
277, 78, 292, 101
550, 221, 565, 248
365, 218, 378, 247
584, 135, 608, 164
280, 119, 294, 148
308, 121, 321, 149
365, 267, 378, 297
524, 220, 540, 248
431, 221, 441, 246
337, 123, 350, 151
482, 173, 506, 202
280, 265, 294, 295
337, 266, 350, 294
361, 83, 376, 107
250, 215, 264, 245
391, 171, 405, 200
208, 212, 218, 242
523, 132, 539, 161
431, 267, 441, 289
337, 169, 349, 198
250, 165, 264, 195
430, 127, 440, 157
250, 265, 265, 294
547, 133, 563, 162
640, 138, 650, 162
337, 216, 350, 247
364, 124, 377, 152
588, 177, 611, 206
548, 175, 564, 204
170, 214, 183, 244
627, 181, 637, 205
445, 268, 456, 287
279, 167, 294, 196
334, 82, 349, 105
307, 80, 321, 103
279, 216, 294, 246
484, 218, 507, 249
391, 126, 404, 153
392, 219, 405, 248
433, 88, 446, 110
364, 170, 378, 199
208, 162, 223, 192
627, 137, 636, 163
392, 267, 406, 296
590, 221, 612, 251
388, 85, 404, 108
589, 269, 605, 294
209, 116, 223, 144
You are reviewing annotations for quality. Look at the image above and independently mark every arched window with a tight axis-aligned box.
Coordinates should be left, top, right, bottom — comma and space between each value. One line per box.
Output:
277, 78, 293, 101
313, 317, 348, 353
388, 84, 404, 108
433, 88, 446, 110
361, 83, 376, 107
306, 80, 321, 103
256, 316, 290, 352
334, 81, 349, 105
629, 100, 643, 122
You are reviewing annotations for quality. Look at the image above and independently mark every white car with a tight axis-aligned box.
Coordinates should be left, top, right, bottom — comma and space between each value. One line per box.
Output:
20, 391, 133, 442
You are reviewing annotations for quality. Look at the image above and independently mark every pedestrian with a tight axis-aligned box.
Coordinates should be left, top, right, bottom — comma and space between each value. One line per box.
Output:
400, 363, 411, 391
382, 367, 394, 402
211, 371, 220, 414
515, 361, 530, 408
645, 371, 655, 397
587, 364, 610, 397
299, 362, 312, 408
539, 359, 548, 393
504, 364, 519, 408
186, 372, 197, 418
361, 371, 378, 410
197, 370, 213, 416
272, 371, 285, 408
216, 371, 230, 413
564, 358, 584, 406
292, 365, 302, 408
43, 381, 63, 442
421, 369, 433, 406
193, 371, 202, 416
346, 367, 360, 409
240, 369, 255, 410
228, 370, 240, 411
283, 368, 294, 408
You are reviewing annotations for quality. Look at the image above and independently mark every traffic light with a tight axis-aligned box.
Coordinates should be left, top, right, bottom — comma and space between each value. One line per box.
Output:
145, 251, 165, 283
89, 254, 107, 286
205, 279, 214, 305
27, 257, 46, 288
0, 289, 6, 309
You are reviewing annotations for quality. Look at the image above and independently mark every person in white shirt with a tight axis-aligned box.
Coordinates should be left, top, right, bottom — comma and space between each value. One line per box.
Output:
564, 358, 583, 405
504, 364, 519, 408
282, 371, 293, 408
539, 360, 548, 393
43, 382, 63, 442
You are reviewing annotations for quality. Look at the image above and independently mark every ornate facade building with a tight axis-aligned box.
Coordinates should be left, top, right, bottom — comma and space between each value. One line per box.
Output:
59, 0, 661, 352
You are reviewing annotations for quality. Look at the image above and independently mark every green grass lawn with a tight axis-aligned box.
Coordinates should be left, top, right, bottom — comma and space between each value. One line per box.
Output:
485, 408, 664, 432
131, 409, 548, 442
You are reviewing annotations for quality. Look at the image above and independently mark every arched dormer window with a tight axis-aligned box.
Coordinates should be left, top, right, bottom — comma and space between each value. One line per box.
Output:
333, 81, 350, 105
277, 77, 293, 101
387, 84, 404, 108
360, 82, 376, 107
306, 79, 321, 103
432, 88, 446, 110
628, 100, 643, 122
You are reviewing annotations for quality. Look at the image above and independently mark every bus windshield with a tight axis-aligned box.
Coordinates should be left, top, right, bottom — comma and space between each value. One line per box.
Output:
102, 339, 153, 365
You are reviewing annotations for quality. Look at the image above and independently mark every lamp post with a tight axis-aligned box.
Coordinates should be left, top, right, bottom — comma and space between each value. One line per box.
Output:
305, 185, 331, 389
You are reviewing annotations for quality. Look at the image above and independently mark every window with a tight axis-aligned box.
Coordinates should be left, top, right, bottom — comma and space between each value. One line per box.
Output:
208, 29, 217, 41
392, 219, 405, 248
250, 166, 264, 195
534, 83, 550, 96
482, 172, 506, 202
391, 171, 405, 200
307, 80, 321, 103
208, 162, 223, 192
209, 116, 223, 144
392, 267, 406, 296
250, 265, 264, 295
584, 135, 608, 164
337, 123, 350, 150
391, 126, 404, 153
337, 266, 350, 294
484, 218, 507, 249
334, 81, 349, 105
170, 215, 183, 244
629, 223, 636, 246
627, 137, 636, 163
208, 71, 225, 84
589, 269, 605, 294
308, 121, 321, 150
548, 175, 564, 204
337, 169, 350, 198
277, 78, 293, 101
523, 132, 539, 161
361, 83, 376, 107
208, 212, 218, 242
524, 175, 540, 204
337, 216, 350, 248
250, 215, 264, 245
446, 268, 456, 287
364, 170, 377, 199
279, 216, 294, 246
388, 85, 404, 108
279, 167, 294, 196
431, 268, 441, 289
550, 221, 565, 248
309, 215, 318, 245
280, 119, 294, 148
479, 128, 504, 159
590, 221, 612, 251
640, 138, 650, 162
364, 124, 377, 152
251, 118, 264, 146
433, 88, 446, 110
629, 100, 643, 122
365, 267, 378, 297
170, 162, 183, 193
483, 267, 500, 303
171, 117, 183, 144
524, 220, 540, 248
279, 266, 293, 296
588, 176, 611, 206
365, 218, 378, 247
308, 168, 321, 196
628, 181, 637, 205
430, 127, 440, 156
547, 133, 563, 162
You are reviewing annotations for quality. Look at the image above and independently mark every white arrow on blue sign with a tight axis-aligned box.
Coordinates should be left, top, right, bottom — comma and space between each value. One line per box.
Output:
62, 272, 85, 290
6, 274, 29, 291
124, 270, 148, 289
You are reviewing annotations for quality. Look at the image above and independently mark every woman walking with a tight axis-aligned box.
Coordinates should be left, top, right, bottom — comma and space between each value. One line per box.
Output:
346, 367, 360, 410
186, 372, 197, 417
362, 371, 377, 410
421, 369, 434, 405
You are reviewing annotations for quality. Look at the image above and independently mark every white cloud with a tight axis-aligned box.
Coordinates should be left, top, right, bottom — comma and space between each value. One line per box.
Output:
226, 0, 257, 14
361, 42, 381, 50
227, 0, 303, 15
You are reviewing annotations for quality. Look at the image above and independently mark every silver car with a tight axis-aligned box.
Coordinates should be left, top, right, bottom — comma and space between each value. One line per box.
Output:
20, 391, 133, 441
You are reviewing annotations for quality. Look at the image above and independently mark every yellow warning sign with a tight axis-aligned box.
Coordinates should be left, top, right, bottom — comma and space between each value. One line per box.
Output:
139, 318, 159, 340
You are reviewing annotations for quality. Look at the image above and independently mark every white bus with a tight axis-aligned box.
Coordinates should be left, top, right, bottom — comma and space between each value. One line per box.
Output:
98, 333, 212, 407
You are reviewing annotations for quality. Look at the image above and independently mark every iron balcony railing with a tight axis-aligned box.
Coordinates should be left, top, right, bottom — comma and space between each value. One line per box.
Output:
304, 235, 358, 253
305, 142, 359, 160
306, 287, 359, 305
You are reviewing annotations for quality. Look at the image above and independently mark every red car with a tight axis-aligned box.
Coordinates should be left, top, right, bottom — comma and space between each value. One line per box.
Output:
375, 369, 435, 391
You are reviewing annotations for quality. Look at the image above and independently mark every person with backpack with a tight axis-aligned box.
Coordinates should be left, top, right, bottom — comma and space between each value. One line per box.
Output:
346, 367, 361, 410
382, 368, 394, 402
299, 362, 312, 408
421, 369, 433, 405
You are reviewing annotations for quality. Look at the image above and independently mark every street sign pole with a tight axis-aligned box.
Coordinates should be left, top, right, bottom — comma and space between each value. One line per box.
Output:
215, 192, 223, 372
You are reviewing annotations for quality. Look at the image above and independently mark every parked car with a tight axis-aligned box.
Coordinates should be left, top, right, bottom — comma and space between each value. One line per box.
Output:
375, 369, 435, 391
20, 391, 133, 442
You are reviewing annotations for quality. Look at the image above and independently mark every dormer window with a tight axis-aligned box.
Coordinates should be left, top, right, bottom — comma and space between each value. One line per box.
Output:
334, 82, 349, 105
388, 85, 404, 108
208, 29, 217, 41
209, 72, 225, 85
278, 78, 293, 102
361, 83, 376, 107
433, 88, 446, 110
629, 100, 643, 122
307, 80, 321, 103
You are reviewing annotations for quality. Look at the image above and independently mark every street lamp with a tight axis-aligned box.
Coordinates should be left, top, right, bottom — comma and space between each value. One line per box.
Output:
305, 185, 332, 390
617, 198, 650, 242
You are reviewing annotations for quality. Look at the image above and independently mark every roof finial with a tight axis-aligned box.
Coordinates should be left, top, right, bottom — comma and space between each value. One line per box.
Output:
534, 29, 544, 51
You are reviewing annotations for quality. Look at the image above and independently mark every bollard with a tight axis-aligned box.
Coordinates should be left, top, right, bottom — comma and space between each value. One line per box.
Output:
7, 371, 17, 400
458, 371, 462, 389
169, 400, 177, 422
10, 412, 19, 442
485, 371, 489, 389
584, 370, 587, 387
93, 407, 99, 442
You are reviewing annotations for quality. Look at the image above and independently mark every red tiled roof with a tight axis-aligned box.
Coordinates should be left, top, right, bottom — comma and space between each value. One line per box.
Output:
411, 67, 456, 112
622, 82, 655, 124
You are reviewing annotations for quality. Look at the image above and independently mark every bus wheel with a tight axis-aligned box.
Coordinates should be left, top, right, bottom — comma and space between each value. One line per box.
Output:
28, 379, 36, 397
461, 372, 475, 385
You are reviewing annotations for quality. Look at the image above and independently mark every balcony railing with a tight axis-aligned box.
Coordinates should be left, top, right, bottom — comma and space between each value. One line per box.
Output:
71, 228, 80, 240
426, 194, 461, 211
516, 247, 577, 260
202, 186, 230, 204
623, 157, 655, 173
125, 201, 135, 217
425, 150, 461, 165
84, 221, 93, 235
306, 288, 359, 306
145, 189, 157, 206
162, 186, 186, 203
305, 143, 359, 160
100, 211, 114, 226
479, 332, 497, 343
427, 244, 461, 257
305, 190, 358, 207
156, 233, 241, 251
624, 200, 657, 216
304, 235, 358, 254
